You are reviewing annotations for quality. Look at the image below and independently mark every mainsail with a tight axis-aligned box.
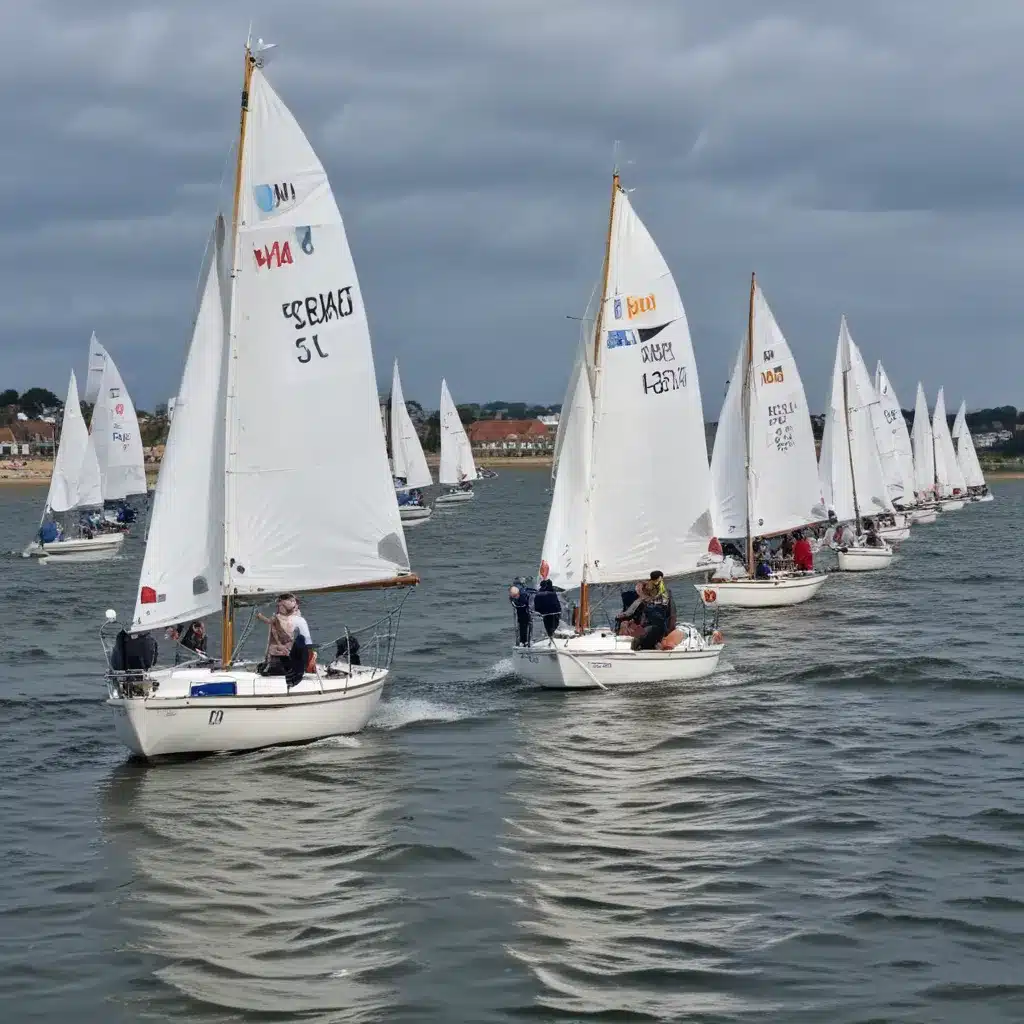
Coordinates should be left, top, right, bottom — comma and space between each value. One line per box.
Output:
541, 176, 716, 586
89, 352, 147, 500
390, 361, 432, 489
83, 333, 108, 405
932, 388, 966, 498
710, 280, 825, 541
46, 371, 102, 515
874, 362, 916, 506
952, 400, 986, 489
438, 379, 479, 485
911, 383, 935, 498
819, 318, 893, 523
134, 50, 409, 632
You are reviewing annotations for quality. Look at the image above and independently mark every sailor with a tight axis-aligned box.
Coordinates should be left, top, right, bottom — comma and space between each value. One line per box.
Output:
533, 579, 562, 639
793, 531, 814, 572
509, 577, 535, 646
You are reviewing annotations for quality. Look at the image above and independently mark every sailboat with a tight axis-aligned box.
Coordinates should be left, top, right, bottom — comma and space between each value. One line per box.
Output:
700, 275, 829, 607
909, 382, 939, 522
88, 341, 147, 522
952, 401, 992, 501
389, 361, 433, 525
436, 378, 480, 504
83, 332, 108, 406
932, 388, 966, 511
511, 172, 724, 688
103, 39, 417, 759
22, 371, 123, 561
819, 317, 895, 571
872, 361, 917, 523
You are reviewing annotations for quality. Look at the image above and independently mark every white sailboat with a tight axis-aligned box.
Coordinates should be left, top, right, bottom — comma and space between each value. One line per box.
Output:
512, 172, 724, 688
819, 317, 895, 571
872, 362, 917, 514
389, 361, 433, 524
436, 378, 479, 504
932, 388, 966, 511
909, 381, 939, 522
700, 275, 829, 608
952, 401, 992, 501
23, 372, 123, 561
89, 346, 147, 505
103, 40, 417, 759
83, 332, 108, 406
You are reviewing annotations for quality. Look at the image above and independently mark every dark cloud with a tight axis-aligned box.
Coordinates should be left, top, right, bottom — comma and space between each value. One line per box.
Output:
2, 0, 1021, 413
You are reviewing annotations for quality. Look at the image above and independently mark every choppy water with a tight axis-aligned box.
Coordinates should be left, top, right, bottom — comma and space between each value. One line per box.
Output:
1, 473, 1022, 1023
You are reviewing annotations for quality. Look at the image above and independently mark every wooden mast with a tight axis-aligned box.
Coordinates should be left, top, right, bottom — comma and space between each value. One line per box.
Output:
221, 41, 256, 667
840, 318, 862, 535
577, 169, 619, 632
744, 272, 756, 576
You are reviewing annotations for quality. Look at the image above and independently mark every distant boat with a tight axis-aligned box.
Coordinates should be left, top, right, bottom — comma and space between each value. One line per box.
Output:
873, 361, 917, 517
512, 170, 724, 688
951, 401, 993, 502
819, 317, 894, 571
103, 37, 417, 759
700, 275, 829, 607
388, 360, 433, 525
932, 388, 966, 511
436, 378, 479, 504
22, 371, 123, 562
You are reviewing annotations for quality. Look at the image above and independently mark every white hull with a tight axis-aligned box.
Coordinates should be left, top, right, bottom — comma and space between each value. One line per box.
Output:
23, 533, 124, 562
837, 546, 893, 571
435, 489, 474, 504
694, 572, 827, 608
877, 526, 910, 543
399, 505, 432, 524
910, 508, 938, 525
511, 629, 722, 689
940, 499, 965, 511
106, 665, 385, 759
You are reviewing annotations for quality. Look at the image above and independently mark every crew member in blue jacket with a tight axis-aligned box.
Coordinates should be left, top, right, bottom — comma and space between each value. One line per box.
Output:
533, 578, 562, 639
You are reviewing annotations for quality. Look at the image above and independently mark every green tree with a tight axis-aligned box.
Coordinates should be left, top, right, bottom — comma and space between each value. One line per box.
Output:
0, 388, 18, 406
19, 387, 61, 417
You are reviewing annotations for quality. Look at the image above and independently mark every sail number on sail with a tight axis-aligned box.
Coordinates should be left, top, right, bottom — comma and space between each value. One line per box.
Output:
281, 287, 356, 363
642, 366, 687, 395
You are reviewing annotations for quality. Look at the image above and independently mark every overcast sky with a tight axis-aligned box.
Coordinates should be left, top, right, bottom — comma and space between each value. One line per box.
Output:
3, 0, 1021, 415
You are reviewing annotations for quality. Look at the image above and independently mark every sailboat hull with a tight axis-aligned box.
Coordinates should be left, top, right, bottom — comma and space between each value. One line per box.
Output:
511, 629, 722, 689
435, 489, 474, 505
106, 666, 385, 759
940, 499, 965, 512
23, 533, 124, 561
910, 508, 938, 524
399, 505, 432, 524
836, 546, 893, 571
694, 572, 827, 608
877, 526, 910, 543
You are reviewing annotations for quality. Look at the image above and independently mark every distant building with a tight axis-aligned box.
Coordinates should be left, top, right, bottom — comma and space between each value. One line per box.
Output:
468, 419, 553, 455
537, 414, 559, 428
2, 419, 56, 456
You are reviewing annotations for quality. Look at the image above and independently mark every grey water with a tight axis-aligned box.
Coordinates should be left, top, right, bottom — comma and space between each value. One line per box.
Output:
1, 471, 1023, 1023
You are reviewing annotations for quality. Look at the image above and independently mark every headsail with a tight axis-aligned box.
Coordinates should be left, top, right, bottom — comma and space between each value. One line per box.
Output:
84, 333, 108, 405
46, 371, 102, 514
911, 383, 934, 498
874, 362, 916, 506
438, 379, 479, 485
556, 181, 716, 584
223, 63, 408, 595
90, 352, 147, 500
932, 388, 966, 498
133, 218, 229, 631
390, 362, 432, 489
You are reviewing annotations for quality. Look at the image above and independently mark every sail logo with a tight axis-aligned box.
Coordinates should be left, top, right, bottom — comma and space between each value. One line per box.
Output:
760, 365, 784, 384
884, 408, 901, 425
627, 294, 656, 318
253, 240, 294, 270
115, 403, 124, 416
108, 387, 120, 399
253, 182, 296, 213
762, 348, 775, 362
606, 329, 637, 349
296, 226, 314, 255
613, 297, 622, 319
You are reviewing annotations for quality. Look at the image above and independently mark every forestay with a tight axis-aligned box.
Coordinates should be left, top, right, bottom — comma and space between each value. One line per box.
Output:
583, 184, 715, 583
952, 401, 985, 488
874, 362, 916, 506
438, 379, 479, 485
390, 361, 432, 489
932, 388, 966, 497
90, 353, 147, 501
225, 64, 408, 594
911, 383, 935, 498
84, 333, 108, 405
133, 218, 229, 631
711, 283, 824, 539
46, 371, 102, 515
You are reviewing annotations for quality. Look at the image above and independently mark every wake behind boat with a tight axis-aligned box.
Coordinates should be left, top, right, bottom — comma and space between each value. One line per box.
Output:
103, 38, 417, 759
511, 171, 723, 688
